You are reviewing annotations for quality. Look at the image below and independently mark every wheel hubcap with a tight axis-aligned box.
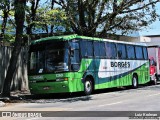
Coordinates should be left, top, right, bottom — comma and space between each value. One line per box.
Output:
85, 81, 91, 92
133, 77, 137, 87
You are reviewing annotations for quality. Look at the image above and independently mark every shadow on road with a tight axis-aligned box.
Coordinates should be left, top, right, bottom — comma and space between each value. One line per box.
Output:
3, 82, 160, 103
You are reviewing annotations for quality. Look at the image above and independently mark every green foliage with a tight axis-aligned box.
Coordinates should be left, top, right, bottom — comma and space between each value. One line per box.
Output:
3, 34, 15, 43
34, 8, 67, 31
0, 0, 160, 42
0, 0, 10, 10
0, 0, 15, 43
53, 0, 160, 37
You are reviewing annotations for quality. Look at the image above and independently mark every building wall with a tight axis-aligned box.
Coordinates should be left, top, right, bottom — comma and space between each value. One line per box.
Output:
0, 46, 28, 93
119, 35, 160, 46
140, 36, 160, 46
119, 36, 139, 42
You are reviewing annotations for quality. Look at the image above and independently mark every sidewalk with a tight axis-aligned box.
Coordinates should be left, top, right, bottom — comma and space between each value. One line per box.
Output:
0, 90, 30, 107
10, 90, 30, 97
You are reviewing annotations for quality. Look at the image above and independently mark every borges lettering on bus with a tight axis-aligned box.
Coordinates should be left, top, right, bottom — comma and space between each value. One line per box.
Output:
111, 62, 130, 68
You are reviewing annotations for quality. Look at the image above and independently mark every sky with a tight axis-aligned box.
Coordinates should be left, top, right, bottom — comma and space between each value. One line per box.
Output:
139, 2, 160, 36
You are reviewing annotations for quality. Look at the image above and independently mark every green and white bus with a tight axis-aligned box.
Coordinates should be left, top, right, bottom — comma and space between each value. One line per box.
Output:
28, 34, 150, 95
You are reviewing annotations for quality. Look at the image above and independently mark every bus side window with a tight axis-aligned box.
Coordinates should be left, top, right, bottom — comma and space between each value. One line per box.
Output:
135, 46, 143, 59
86, 41, 93, 57
143, 47, 148, 60
80, 40, 93, 58
93, 42, 106, 58
80, 41, 87, 57
117, 44, 127, 59
94, 42, 100, 58
99, 42, 106, 58
106, 42, 117, 59
126, 45, 135, 59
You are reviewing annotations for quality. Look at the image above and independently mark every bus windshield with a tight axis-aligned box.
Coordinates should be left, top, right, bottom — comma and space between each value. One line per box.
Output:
29, 41, 69, 74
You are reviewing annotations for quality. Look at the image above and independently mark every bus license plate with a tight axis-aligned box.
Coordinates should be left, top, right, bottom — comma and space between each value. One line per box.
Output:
43, 86, 50, 90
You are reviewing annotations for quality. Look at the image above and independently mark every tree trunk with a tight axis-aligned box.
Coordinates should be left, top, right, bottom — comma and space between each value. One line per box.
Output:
1, 0, 26, 97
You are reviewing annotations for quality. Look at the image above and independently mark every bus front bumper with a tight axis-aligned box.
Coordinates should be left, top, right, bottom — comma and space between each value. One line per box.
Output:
29, 81, 70, 94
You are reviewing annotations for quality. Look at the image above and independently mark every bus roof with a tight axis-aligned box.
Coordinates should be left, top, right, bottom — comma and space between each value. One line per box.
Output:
31, 34, 146, 46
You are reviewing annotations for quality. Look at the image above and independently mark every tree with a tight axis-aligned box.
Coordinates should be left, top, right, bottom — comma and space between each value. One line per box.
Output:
26, 0, 40, 35
54, 0, 160, 37
0, 0, 17, 44
33, 6, 67, 34
1, 0, 26, 97
0, 0, 12, 40
25, 0, 68, 36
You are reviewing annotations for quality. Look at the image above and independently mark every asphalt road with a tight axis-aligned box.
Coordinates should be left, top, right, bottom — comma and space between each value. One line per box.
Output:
1, 83, 160, 120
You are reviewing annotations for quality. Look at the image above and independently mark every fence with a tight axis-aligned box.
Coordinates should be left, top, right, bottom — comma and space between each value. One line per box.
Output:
0, 46, 29, 93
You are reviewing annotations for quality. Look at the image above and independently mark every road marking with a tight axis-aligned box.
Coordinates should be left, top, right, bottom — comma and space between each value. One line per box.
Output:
98, 101, 123, 107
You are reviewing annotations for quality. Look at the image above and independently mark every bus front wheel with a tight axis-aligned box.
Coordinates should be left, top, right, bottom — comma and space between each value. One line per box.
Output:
84, 77, 93, 95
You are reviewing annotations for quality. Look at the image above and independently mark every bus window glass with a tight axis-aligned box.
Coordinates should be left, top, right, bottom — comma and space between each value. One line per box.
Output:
29, 45, 45, 74
71, 50, 80, 63
29, 41, 69, 74
80, 41, 93, 57
127, 45, 135, 59
94, 42, 100, 57
80, 41, 87, 57
30, 52, 37, 73
135, 46, 143, 59
46, 42, 69, 72
70, 42, 79, 49
117, 44, 127, 59
106, 42, 117, 59
143, 47, 148, 60
87, 41, 93, 57
99, 42, 106, 57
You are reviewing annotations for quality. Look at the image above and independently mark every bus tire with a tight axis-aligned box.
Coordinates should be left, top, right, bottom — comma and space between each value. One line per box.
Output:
132, 75, 138, 89
84, 77, 93, 95
152, 75, 158, 85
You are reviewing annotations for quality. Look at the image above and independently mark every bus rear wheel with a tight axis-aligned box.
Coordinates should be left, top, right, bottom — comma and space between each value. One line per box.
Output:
84, 78, 93, 95
132, 75, 138, 88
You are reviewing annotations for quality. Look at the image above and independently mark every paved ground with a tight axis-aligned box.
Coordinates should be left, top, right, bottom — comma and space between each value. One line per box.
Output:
0, 83, 160, 120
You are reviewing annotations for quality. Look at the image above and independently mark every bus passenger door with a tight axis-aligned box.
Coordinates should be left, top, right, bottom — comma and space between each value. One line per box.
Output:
69, 41, 82, 92
94, 42, 107, 89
